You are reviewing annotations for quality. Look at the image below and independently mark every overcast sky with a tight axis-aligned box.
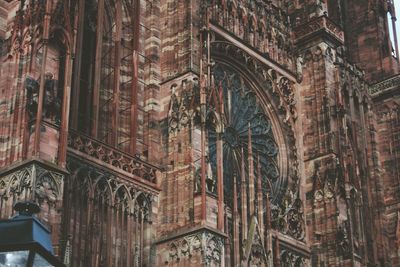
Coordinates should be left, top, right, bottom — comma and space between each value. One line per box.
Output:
394, 0, 400, 38
396, 0, 400, 40
388, 0, 400, 56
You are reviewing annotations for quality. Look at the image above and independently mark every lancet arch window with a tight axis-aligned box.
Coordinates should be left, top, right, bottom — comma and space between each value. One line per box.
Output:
71, 0, 141, 153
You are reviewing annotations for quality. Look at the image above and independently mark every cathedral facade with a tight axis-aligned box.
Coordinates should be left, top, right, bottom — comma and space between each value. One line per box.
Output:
0, 0, 400, 266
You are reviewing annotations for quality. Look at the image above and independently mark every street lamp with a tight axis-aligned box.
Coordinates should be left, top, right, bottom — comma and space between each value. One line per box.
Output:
0, 202, 65, 267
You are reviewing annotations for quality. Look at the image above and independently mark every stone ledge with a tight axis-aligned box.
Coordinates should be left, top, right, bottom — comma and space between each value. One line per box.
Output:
369, 74, 400, 96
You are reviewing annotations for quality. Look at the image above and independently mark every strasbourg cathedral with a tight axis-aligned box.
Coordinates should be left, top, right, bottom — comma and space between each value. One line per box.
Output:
1, 0, 400, 266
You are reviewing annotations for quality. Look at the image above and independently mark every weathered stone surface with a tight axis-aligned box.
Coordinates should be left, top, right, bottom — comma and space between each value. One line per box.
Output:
0, 0, 399, 266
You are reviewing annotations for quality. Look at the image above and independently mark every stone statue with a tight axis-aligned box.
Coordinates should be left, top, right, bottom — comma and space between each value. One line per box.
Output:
43, 72, 61, 122
205, 156, 216, 194
296, 55, 304, 82
25, 76, 39, 118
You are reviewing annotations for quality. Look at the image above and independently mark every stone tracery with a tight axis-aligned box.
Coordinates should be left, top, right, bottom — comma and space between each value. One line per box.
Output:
0, 0, 396, 266
64, 157, 155, 266
207, 63, 281, 203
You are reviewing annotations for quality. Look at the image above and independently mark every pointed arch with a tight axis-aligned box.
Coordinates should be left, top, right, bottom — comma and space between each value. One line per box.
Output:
115, 184, 132, 210
49, 26, 72, 54
206, 109, 223, 134
93, 176, 113, 205
134, 192, 151, 219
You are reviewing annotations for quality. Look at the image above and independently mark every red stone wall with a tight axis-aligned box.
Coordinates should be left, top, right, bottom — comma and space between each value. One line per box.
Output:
343, 0, 399, 83
1, 0, 400, 266
159, 0, 200, 81
373, 96, 400, 265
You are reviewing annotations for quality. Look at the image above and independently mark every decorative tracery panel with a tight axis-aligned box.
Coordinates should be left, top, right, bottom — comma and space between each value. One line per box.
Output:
65, 158, 155, 267
208, 41, 306, 243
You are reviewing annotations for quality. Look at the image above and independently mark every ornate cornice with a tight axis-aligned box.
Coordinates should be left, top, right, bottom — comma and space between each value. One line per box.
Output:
67, 130, 161, 193
369, 74, 400, 96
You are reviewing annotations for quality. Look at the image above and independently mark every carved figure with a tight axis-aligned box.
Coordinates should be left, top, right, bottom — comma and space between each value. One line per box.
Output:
296, 55, 304, 82
25, 76, 39, 119
43, 72, 61, 122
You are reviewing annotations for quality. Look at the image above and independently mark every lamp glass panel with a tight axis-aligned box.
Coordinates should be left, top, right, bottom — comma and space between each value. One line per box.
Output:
0, 250, 29, 267
32, 254, 54, 267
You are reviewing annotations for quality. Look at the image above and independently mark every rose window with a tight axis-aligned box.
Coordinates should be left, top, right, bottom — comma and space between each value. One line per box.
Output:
207, 63, 282, 204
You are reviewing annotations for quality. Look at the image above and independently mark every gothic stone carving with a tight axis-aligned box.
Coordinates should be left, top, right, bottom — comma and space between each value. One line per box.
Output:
35, 166, 63, 204
25, 73, 62, 123
66, 156, 156, 221
294, 15, 344, 44
0, 162, 64, 206
9, 1, 45, 57
43, 72, 62, 122
207, 0, 295, 71
271, 191, 305, 241
211, 41, 303, 240
369, 74, 400, 95
194, 164, 217, 195
336, 220, 351, 258
67, 130, 160, 188
280, 248, 308, 267
25, 76, 39, 119
168, 79, 200, 132
164, 230, 224, 265
244, 218, 268, 266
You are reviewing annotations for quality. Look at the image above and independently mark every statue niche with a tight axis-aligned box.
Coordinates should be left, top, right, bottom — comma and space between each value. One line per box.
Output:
194, 155, 217, 195
25, 72, 62, 124
25, 76, 39, 118
43, 72, 62, 122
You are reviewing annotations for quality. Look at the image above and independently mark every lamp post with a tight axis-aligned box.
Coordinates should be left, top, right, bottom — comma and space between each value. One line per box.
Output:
0, 202, 65, 267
